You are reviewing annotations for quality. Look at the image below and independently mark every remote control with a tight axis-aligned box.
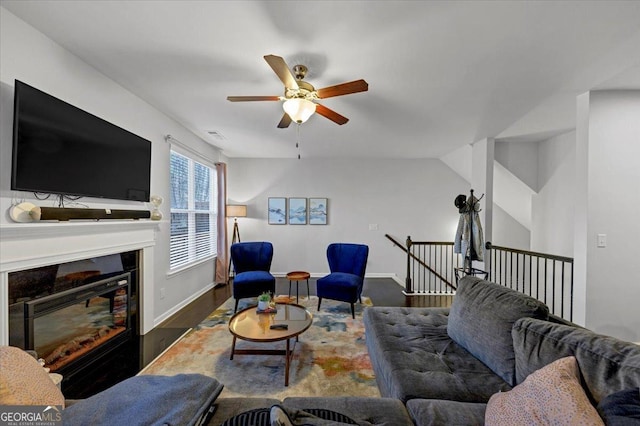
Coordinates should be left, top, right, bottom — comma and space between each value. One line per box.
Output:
270, 324, 288, 330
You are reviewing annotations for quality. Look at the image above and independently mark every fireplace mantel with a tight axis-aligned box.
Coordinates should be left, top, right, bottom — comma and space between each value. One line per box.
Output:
1, 220, 160, 344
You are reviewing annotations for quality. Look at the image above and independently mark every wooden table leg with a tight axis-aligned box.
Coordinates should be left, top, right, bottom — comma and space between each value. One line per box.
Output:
230, 336, 236, 360
285, 338, 290, 386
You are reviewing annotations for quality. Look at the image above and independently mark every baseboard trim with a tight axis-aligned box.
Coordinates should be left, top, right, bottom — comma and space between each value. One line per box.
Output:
137, 328, 192, 375
153, 282, 215, 327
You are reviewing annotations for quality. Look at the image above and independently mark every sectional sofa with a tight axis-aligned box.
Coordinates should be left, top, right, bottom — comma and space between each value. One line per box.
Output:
2, 276, 639, 425
364, 276, 640, 425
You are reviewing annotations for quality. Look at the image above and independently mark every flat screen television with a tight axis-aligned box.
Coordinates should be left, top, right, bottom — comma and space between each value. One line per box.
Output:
11, 80, 151, 202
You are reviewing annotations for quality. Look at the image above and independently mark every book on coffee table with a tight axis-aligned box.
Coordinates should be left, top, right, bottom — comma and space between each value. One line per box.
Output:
256, 306, 277, 314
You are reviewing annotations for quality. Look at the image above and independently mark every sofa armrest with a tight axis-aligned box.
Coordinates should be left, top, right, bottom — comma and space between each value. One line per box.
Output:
406, 399, 486, 426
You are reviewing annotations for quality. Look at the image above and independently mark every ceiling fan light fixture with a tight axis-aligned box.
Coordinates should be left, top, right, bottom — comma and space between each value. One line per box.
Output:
283, 98, 316, 124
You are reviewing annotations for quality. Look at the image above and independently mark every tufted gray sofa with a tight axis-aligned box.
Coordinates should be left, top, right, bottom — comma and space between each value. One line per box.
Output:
364, 276, 640, 426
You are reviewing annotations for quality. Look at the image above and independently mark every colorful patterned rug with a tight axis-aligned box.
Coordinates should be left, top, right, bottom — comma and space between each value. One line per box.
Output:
140, 295, 381, 399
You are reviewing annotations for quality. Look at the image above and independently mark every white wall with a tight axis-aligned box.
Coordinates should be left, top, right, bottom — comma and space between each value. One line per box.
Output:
495, 141, 539, 191
492, 204, 530, 250
580, 90, 640, 342
227, 158, 469, 280
493, 161, 534, 231
530, 131, 576, 258
0, 9, 219, 329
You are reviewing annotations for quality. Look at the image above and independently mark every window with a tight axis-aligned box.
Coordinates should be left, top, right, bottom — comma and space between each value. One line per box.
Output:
169, 150, 217, 270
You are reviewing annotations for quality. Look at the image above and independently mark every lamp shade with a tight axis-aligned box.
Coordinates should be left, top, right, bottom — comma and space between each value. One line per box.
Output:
226, 205, 247, 218
283, 98, 316, 124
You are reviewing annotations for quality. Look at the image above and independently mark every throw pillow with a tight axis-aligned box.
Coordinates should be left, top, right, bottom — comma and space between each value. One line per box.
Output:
485, 356, 603, 426
0, 346, 65, 407
597, 387, 640, 425
447, 276, 549, 386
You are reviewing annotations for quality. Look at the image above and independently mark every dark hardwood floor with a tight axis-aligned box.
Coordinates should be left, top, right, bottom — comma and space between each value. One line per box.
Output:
65, 277, 453, 398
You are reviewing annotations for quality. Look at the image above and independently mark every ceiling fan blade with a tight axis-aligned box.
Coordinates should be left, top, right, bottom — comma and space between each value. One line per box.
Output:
315, 103, 349, 125
227, 95, 281, 102
316, 79, 368, 99
264, 55, 299, 90
277, 113, 292, 128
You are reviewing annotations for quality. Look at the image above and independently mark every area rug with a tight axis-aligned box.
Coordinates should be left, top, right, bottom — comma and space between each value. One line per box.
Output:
140, 295, 381, 399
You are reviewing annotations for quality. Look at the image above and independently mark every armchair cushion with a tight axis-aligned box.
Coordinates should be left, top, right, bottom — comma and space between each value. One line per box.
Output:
317, 243, 369, 304
230, 242, 276, 307
231, 242, 273, 273
326, 243, 368, 277
316, 272, 361, 302
233, 271, 276, 300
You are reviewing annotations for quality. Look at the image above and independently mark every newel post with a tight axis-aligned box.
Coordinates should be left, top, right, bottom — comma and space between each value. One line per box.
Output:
405, 235, 413, 294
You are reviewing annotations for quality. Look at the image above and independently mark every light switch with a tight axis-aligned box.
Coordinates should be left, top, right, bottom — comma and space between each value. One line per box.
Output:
597, 234, 607, 248
369, 224, 379, 231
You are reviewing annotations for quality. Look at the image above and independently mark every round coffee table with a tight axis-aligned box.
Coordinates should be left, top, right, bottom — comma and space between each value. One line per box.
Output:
286, 270, 310, 302
228, 303, 313, 386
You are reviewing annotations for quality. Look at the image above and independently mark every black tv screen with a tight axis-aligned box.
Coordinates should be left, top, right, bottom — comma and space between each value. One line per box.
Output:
11, 80, 151, 202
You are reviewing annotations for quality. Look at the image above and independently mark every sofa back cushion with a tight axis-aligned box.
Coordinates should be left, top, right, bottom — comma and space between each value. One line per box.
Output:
512, 317, 640, 404
447, 276, 549, 386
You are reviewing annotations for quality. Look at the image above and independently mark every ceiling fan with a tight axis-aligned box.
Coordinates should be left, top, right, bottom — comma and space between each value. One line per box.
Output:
227, 55, 368, 128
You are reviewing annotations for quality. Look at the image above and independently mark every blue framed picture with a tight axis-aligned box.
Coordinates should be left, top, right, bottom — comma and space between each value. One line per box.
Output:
288, 197, 307, 225
309, 198, 328, 225
268, 197, 286, 224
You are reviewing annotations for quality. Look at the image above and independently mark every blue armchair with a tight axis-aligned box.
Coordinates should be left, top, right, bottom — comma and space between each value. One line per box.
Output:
230, 241, 276, 312
316, 243, 369, 318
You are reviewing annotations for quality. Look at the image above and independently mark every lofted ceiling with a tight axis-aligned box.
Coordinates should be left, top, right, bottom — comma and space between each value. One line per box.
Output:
2, 0, 640, 159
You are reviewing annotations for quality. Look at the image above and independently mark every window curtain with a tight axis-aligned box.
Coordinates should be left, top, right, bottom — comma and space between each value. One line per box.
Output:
215, 162, 228, 284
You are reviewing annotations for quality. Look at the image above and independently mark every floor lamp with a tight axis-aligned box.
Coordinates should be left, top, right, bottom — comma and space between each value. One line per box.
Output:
226, 204, 247, 279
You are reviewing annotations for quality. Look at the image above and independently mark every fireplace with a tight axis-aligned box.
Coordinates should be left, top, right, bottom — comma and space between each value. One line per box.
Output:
8, 251, 138, 379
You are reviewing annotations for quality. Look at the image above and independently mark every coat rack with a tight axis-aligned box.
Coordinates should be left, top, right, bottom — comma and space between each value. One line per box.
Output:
454, 189, 488, 283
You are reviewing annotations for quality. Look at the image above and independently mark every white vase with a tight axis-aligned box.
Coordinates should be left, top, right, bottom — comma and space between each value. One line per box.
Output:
258, 300, 269, 311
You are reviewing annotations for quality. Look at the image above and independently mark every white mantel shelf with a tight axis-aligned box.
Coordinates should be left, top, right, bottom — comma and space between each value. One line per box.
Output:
1, 219, 160, 239
0, 220, 161, 273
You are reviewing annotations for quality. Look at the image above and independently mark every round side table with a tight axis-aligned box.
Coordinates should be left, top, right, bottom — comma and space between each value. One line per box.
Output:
286, 271, 310, 302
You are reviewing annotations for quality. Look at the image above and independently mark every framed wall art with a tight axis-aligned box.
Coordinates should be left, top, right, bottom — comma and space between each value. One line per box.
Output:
288, 197, 307, 225
268, 197, 286, 224
309, 198, 328, 225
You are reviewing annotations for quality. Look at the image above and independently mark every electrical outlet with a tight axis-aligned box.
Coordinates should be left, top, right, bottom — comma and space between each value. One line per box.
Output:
160, 287, 166, 299
369, 224, 379, 231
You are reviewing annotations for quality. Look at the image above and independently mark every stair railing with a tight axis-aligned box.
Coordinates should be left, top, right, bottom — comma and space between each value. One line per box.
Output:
484, 242, 574, 321
386, 235, 459, 294
386, 234, 574, 321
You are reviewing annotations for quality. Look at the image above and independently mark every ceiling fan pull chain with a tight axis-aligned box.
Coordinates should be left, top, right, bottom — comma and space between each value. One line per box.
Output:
296, 123, 301, 159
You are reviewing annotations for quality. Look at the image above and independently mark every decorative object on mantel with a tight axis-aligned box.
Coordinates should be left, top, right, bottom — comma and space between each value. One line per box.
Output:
7, 203, 151, 222
150, 195, 163, 221
8, 202, 40, 222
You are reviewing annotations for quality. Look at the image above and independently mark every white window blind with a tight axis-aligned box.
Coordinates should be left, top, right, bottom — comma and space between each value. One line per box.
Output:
170, 150, 217, 270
